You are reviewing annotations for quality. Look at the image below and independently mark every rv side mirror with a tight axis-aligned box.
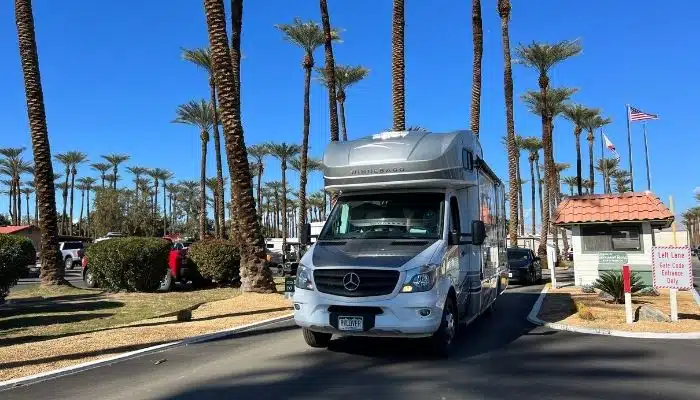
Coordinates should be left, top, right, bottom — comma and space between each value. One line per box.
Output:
299, 223, 311, 245
471, 220, 486, 246
449, 231, 461, 246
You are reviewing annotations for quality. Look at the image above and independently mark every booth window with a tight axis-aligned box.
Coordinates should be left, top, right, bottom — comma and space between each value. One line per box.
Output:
462, 149, 473, 171
581, 224, 643, 252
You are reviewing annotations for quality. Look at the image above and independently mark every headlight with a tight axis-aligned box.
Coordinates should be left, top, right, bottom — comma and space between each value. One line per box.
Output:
400, 264, 440, 293
296, 264, 313, 290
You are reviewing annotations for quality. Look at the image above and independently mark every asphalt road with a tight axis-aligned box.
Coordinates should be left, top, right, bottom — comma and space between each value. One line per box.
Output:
693, 257, 700, 289
3, 282, 699, 400
16, 266, 86, 289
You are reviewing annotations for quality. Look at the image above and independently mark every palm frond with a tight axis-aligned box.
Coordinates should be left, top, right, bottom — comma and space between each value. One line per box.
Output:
276, 18, 340, 53
514, 39, 583, 75
181, 47, 212, 71
521, 87, 577, 117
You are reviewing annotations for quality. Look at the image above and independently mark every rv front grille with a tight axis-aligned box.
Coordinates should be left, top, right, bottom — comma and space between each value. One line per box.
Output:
313, 269, 400, 297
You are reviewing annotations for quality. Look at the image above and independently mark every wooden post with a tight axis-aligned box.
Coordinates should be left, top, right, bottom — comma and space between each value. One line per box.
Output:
669, 196, 679, 322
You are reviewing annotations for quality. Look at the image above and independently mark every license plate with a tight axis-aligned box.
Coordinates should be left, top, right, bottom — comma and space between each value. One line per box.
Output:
338, 316, 363, 331
508, 272, 513, 278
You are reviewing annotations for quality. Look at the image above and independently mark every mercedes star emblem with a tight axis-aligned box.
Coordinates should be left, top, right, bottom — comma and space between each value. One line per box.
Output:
342, 272, 361, 291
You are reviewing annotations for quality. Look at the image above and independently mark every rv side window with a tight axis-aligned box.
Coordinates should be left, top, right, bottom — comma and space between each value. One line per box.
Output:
462, 149, 473, 171
449, 196, 461, 234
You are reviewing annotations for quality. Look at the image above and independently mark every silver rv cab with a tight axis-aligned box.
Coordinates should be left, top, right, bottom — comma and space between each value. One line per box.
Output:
293, 130, 507, 356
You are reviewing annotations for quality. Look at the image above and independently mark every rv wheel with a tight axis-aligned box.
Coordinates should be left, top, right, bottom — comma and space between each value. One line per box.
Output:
431, 298, 457, 358
302, 328, 331, 348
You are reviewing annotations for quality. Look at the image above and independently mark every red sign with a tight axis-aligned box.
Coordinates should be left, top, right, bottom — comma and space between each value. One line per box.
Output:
622, 264, 631, 293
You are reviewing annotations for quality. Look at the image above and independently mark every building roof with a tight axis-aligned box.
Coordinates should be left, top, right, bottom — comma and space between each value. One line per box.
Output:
553, 192, 674, 228
0, 225, 33, 234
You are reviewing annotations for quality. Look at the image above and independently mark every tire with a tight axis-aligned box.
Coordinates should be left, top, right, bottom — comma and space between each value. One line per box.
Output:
158, 270, 173, 292
64, 257, 74, 270
431, 298, 457, 358
302, 328, 332, 348
84, 268, 97, 288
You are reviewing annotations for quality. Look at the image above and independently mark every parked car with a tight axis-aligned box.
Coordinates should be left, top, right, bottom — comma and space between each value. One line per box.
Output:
94, 232, 126, 243
60, 241, 85, 270
507, 247, 542, 285
82, 240, 206, 291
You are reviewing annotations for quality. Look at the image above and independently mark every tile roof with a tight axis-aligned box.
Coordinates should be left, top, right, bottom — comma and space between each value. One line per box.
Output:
0, 225, 33, 234
553, 192, 674, 227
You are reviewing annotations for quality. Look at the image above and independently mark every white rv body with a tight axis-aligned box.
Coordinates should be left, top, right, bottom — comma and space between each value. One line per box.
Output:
292, 130, 507, 355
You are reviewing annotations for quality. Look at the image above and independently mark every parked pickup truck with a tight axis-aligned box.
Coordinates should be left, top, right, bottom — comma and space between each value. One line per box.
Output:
60, 241, 85, 270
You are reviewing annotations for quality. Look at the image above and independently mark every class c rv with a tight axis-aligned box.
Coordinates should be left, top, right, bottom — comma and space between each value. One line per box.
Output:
293, 130, 508, 357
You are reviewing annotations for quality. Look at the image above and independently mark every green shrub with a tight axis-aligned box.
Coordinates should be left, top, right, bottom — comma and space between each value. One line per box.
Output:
85, 237, 170, 292
187, 239, 240, 283
592, 270, 644, 304
0, 235, 36, 300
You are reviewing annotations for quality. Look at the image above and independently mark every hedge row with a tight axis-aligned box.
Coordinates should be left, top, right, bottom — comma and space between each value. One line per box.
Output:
187, 239, 240, 283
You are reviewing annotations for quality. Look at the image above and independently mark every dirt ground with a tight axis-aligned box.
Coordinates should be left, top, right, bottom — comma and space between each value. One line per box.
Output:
0, 292, 292, 381
538, 285, 700, 333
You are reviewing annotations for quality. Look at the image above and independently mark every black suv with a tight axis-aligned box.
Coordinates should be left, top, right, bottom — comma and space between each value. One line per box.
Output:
507, 247, 542, 285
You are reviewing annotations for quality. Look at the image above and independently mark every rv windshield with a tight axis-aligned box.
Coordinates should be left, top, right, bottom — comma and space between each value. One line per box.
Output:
319, 193, 444, 240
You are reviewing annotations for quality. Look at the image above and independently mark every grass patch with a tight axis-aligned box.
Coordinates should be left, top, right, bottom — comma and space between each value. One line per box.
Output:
1, 286, 238, 344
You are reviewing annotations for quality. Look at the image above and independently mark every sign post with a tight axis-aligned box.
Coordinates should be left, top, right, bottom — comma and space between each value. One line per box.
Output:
284, 276, 296, 299
622, 264, 633, 324
651, 246, 693, 322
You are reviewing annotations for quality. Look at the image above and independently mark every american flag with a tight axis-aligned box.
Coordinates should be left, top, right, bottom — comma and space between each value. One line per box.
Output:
629, 106, 658, 122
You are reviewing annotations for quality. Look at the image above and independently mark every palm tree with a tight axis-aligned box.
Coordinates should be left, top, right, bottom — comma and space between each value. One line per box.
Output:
316, 64, 368, 141
53, 153, 72, 233
470, 0, 483, 136
65, 151, 87, 235
554, 162, 570, 259
265, 181, 283, 236
126, 166, 148, 199
520, 137, 542, 235
562, 176, 578, 196
101, 154, 130, 190
515, 40, 582, 259
497, 0, 519, 245
290, 156, 322, 177
20, 186, 34, 225
182, 47, 226, 236
582, 179, 593, 194
77, 177, 96, 236
563, 104, 598, 195
90, 162, 111, 188
14, 0, 64, 284
521, 87, 577, 257
611, 169, 632, 193
277, 18, 338, 249
206, 176, 222, 235
204, 0, 276, 292
247, 144, 269, 216
267, 142, 301, 261
319, 0, 340, 141
595, 158, 620, 194
172, 99, 214, 240
0, 148, 32, 225
390, 0, 406, 131
160, 170, 174, 235
585, 114, 612, 193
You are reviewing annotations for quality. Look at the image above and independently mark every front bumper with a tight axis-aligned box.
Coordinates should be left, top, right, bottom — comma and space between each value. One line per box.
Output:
508, 268, 527, 281
292, 288, 443, 338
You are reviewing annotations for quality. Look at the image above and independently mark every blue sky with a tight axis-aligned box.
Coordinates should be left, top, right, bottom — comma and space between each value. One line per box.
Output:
1, 0, 698, 225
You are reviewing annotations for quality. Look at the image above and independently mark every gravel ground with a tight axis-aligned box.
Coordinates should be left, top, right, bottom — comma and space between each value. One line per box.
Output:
539, 286, 700, 333
0, 293, 292, 381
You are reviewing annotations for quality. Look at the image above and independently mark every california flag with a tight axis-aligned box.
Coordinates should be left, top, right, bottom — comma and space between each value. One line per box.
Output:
603, 133, 620, 160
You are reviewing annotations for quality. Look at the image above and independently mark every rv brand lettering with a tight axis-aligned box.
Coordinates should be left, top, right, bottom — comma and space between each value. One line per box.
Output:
350, 167, 405, 175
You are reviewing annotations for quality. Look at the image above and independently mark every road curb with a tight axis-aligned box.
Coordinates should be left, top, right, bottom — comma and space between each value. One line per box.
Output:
527, 286, 700, 340
0, 313, 294, 390
693, 287, 700, 307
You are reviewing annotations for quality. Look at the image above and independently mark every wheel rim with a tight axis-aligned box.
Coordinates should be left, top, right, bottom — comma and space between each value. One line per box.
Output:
65, 259, 71, 269
444, 309, 455, 344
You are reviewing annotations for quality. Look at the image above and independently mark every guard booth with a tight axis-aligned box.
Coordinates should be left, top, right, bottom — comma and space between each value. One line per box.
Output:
553, 192, 674, 286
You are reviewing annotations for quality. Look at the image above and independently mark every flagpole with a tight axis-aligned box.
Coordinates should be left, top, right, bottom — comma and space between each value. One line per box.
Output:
600, 128, 606, 193
625, 104, 634, 191
643, 123, 651, 191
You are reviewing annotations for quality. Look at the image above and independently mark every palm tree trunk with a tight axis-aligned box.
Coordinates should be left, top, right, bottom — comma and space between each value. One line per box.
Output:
25, 193, 31, 225
338, 97, 348, 141
391, 0, 405, 131
499, 0, 518, 247
69, 170, 76, 235
15, 0, 64, 285
539, 115, 553, 260
112, 166, 118, 190
319, 0, 340, 141
281, 164, 288, 262
100, 174, 105, 188
517, 161, 524, 236
298, 60, 312, 247
588, 133, 595, 194
205, 0, 275, 292
575, 130, 582, 195
86, 188, 91, 237
469, 0, 483, 135
212, 187, 220, 237
256, 164, 263, 216
78, 187, 84, 235
16, 181, 22, 226
529, 160, 537, 236
210, 77, 226, 239
61, 169, 69, 234
162, 184, 167, 235
34, 191, 38, 222
199, 133, 207, 240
